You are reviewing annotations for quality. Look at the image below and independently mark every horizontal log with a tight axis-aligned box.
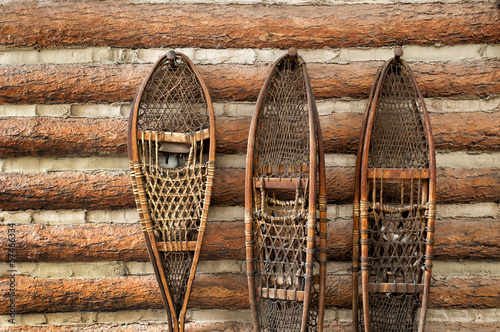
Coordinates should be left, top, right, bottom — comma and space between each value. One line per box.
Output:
431, 276, 500, 309
0, 274, 497, 315
0, 274, 247, 315
0, 167, 499, 210
0, 2, 497, 49
0, 169, 249, 210
0, 218, 498, 263
430, 112, 500, 153
423, 323, 500, 332
0, 322, 256, 332
437, 168, 500, 204
0, 111, 498, 157
0, 117, 127, 157
436, 218, 500, 260
214, 116, 251, 155
3, 322, 500, 332
0, 117, 244, 157
0, 323, 255, 332
0, 64, 148, 105
1, 61, 498, 105
0, 172, 134, 211
0, 223, 148, 263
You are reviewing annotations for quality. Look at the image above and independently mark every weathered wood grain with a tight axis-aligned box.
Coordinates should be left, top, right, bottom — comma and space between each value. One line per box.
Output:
0, 111, 498, 157
431, 112, 500, 153
437, 168, 500, 204
3, 321, 500, 332
0, 274, 497, 314
0, 168, 499, 210
0, 218, 498, 263
0, 172, 134, 211
0, 2, 497, 49
5, 322, 500, 332
0, 274, 248, 314
431, 277, 500, 309
0, 64, 148, 105
426, 323, 500, 332
0, 117, 128, 157
0, 61, 498, 104
0, 323, 255, 332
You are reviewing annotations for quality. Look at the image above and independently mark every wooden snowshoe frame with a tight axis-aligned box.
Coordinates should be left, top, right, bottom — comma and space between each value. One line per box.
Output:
245, 48, 327, 332
353, 48, 436, 332
128, 51, 215, 332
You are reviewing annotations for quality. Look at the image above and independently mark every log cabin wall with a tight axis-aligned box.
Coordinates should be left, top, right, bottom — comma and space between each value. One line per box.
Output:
0, 0, 498, 331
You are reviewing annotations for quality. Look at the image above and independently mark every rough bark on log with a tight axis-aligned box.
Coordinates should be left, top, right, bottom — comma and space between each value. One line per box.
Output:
0, 61, 498, 104
0, 274, 497, 314
434, 218, 500, 260
0, 323, 255, 332
437, 168, 500, 204
431, 112, 500, 153
0, 172, 134, 211
0, 168, 499, 210
427, 323, 500, 332
2, 322, 499, 332
431, 277, 500, 309
0, 117, 127, 157
0, 2, 497, 49
0, 111, 498, 157
0, 274, 248, 314
213, 116, 251, 155
0, 218, 498, 263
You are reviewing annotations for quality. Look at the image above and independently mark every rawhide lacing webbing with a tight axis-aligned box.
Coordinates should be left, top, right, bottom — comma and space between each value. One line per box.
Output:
359, 56, 433, 332
307, 281, 320, 332
359, 292, 420, 332
256, 260, 321, 332
137, 55, 209, 134
254, 55, 309, 178
365, 58, 431, 286
139, 133, 207, 245
254, 180, 309, 293
136, 132, 207, 318
366, 171, 427, 285
368, 61, 429, 169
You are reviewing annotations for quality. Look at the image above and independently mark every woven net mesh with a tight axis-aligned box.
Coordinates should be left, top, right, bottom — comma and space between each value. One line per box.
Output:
359, 293, 420, 332
258, 298, 303, 331
137, 55, 209, 133
254, 186, 321, 331
252, 54, 318, 330
368, 61, 429, 169
254, 55, 309, 178
161, 251, 194, 317
307, 279, 320, 332
132, 52, 210, 318
367, 178, 427, 285
257, 284, 320, 332
254, 187, 308, 293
